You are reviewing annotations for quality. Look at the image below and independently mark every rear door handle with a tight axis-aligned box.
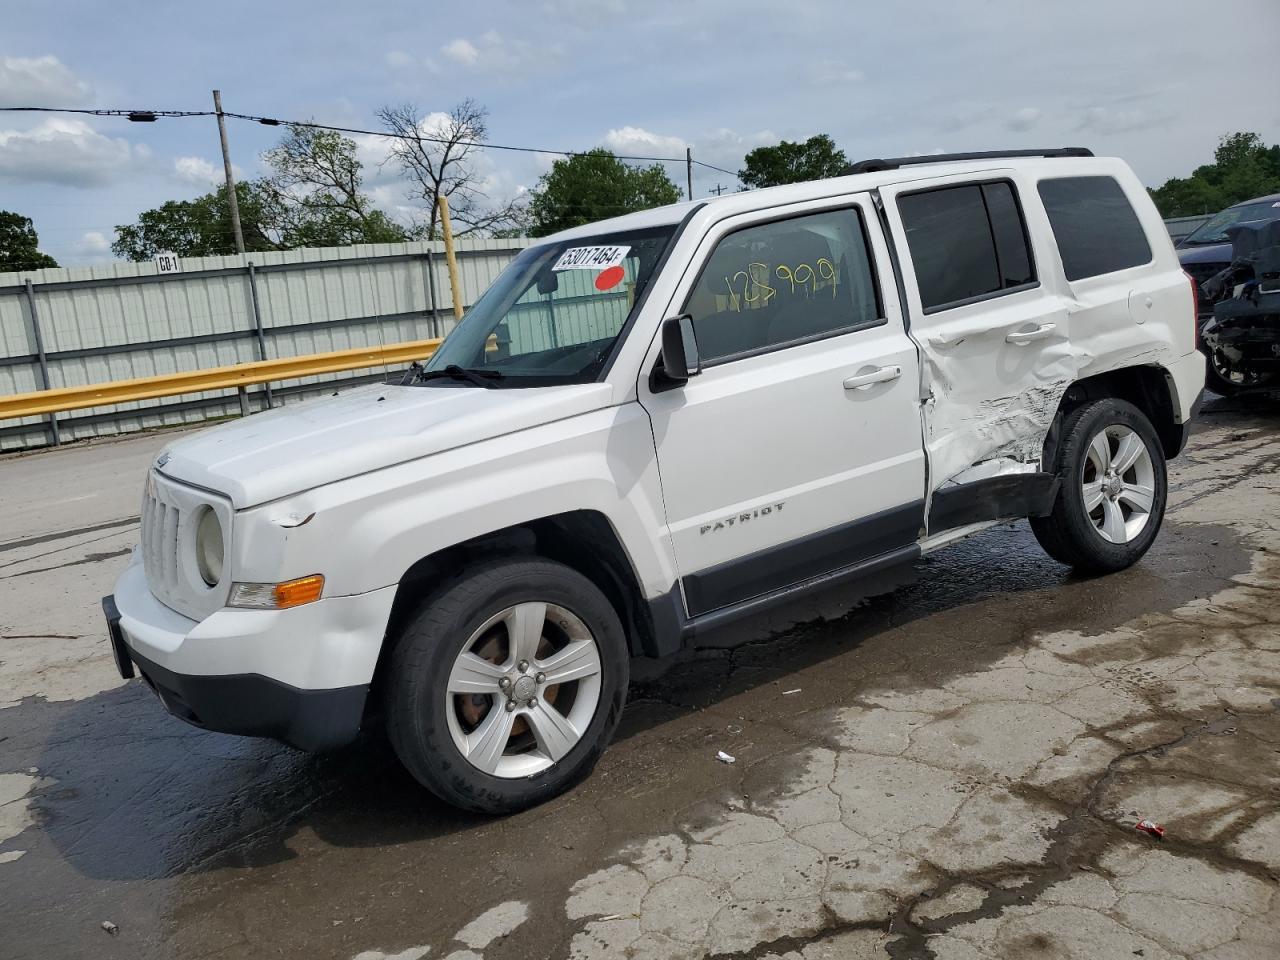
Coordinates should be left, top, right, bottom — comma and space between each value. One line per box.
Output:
1006, 322, 1057, 345
843, 365, 902, 390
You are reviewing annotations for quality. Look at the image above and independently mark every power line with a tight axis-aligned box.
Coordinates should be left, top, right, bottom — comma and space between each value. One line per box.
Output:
691, 159, 739, 177
229, 111, 692, 163
0, 104, 741, 175
0, 106, 213, 121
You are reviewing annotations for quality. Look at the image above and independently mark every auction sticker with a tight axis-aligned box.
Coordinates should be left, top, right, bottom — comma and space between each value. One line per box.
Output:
553, 245, 630, 271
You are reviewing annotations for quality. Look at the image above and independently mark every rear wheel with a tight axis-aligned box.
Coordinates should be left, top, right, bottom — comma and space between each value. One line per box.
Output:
1031, 398, 1167, 574
1205, 349, 1274, 396
386, 558, 629, 814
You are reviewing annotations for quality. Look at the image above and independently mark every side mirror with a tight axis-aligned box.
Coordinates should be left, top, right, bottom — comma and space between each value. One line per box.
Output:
660, 314, 701, 382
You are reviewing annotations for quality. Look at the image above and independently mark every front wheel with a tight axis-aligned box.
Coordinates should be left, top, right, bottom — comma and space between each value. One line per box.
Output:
1031, 398, 1168, 574
386, 558, 629, 814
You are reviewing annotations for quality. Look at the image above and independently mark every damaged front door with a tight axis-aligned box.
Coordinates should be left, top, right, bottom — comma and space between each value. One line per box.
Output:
879, 173, 1073, 532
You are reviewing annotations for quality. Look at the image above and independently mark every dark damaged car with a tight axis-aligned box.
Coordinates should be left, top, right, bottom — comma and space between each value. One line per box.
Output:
1178, 193, 1280, 309
1200, 220, 1280, 394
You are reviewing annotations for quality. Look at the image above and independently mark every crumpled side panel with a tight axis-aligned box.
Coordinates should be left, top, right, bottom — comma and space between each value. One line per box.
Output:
920, 326, 1078, 491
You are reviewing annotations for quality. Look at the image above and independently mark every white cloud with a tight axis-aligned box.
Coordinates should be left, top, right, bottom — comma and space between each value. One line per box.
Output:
541, 0, 625, 22
0, 118, 149, 187
353, 131, 397, 179
938, 103, 993, 134
383, 50, 441, 78
172, 156, 226, 187
603, 126, 688, 159
75, 230, 110, 256
0, 55, 91, 106
441, 38, 481, 66
530, 151, 563, 175
1075, 105, 1164, 136
1005, 107, 1041, 132
439, 32, 559, 74
809, 61, 865, 86
693, 127, 777, 178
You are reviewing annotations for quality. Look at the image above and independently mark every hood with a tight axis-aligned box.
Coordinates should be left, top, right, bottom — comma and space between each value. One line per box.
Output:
1178, 241, 1233, 265
157, 381, 615, 508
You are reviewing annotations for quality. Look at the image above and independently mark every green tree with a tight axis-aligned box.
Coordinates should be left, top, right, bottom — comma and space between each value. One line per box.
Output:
113, 124, 408, 261
738, 135, 848, 189
112, 182, 279, 260
1150, 131, 1280, 217
0, 211, 59, 271
527, 149, 682, 237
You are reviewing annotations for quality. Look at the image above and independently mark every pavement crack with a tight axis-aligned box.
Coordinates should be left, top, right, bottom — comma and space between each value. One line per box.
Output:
703, 906, 888, 960
0, 516, 138, 554
0, 547, 133, 581
0, 634, 84, 641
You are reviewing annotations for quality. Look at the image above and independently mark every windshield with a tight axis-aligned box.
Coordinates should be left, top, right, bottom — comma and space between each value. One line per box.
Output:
1182, 200, 1280, 245
420, 225, 677, 386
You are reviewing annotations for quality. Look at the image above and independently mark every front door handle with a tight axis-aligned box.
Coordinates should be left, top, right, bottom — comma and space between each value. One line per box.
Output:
1006, 322, 1057, 345
843, 365, 902, 390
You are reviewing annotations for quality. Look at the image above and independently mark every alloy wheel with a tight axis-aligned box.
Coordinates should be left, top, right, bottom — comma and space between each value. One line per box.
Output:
444, 602, 602, 778
1081, 424, 1156, 544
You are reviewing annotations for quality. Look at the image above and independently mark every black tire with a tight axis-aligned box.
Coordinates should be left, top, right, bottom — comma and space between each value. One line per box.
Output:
1031, 398, 1167, 574
1205, 350, 1274, 397
386, 557, 628, 815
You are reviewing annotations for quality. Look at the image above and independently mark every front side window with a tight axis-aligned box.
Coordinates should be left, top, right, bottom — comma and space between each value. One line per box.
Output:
897, 180, 1037, 312
681, 208, 882, 365
1037, 176, 1152, 281
422, 225, 675, 386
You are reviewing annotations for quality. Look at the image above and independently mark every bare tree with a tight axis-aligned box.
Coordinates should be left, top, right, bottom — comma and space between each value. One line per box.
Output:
376, 99, 523, 239
260, 125, 407, 246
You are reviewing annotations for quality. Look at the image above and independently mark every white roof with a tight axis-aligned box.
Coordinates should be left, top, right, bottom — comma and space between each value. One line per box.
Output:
546, 153, 1120, 243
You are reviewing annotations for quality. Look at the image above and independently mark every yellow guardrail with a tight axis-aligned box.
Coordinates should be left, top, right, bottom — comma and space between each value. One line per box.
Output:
0, 337, 444, 421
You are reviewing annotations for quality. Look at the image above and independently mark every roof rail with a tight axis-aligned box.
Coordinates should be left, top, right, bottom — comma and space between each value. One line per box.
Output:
843, 147, 1094, 176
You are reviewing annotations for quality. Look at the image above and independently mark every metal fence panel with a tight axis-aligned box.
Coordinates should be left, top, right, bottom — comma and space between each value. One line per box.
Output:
0, 237, 532, 451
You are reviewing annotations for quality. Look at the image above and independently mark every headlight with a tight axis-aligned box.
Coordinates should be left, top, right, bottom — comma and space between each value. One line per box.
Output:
195, 507, 224, 587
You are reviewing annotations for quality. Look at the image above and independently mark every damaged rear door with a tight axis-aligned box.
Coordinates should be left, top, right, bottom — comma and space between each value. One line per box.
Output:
878, 171, 1074, 532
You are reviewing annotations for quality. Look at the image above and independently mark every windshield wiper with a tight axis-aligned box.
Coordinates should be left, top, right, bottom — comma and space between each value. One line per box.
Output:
416, 364, 505, 388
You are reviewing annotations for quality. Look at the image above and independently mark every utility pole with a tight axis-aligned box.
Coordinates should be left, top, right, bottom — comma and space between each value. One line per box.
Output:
685, 147, 693, 202
709, 184, 728, 196
212, 90, 245, 255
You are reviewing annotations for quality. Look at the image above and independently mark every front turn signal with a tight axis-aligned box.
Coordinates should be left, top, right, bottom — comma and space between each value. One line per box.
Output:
229, 574, 325, 609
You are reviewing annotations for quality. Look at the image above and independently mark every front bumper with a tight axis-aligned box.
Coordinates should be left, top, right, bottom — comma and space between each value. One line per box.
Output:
107, 557, 397, 751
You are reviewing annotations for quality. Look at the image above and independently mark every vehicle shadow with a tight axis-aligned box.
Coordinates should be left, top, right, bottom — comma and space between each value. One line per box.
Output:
22, 513, 1250, 885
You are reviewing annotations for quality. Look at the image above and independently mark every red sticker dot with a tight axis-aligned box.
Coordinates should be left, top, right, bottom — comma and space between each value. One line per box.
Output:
595, 265, 625, 291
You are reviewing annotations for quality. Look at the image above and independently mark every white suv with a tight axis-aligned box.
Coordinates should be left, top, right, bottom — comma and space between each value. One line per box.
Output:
105, 149, 1204, 813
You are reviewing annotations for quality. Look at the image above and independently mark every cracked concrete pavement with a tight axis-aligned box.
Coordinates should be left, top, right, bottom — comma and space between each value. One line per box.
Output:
1, 394, 1278, 959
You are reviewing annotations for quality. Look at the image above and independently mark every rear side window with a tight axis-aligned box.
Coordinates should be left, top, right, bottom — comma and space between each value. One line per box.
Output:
1037, 176, 1152, 281
897, 181, 1037, 312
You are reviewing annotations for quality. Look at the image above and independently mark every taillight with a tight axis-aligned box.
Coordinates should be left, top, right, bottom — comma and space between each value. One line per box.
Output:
1184, 271, 1200, 349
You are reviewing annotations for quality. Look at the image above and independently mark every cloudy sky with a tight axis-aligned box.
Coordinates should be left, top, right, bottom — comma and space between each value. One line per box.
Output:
2, 0, 1278, 264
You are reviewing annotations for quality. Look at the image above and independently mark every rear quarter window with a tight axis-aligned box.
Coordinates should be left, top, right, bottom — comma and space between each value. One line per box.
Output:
1037, 176, 1152, 281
